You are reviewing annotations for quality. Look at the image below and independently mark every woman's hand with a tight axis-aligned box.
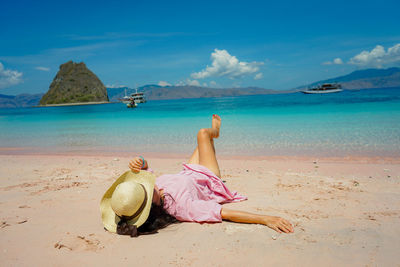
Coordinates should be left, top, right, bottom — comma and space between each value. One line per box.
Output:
263, 216, 294, 234
220, 208, 294, 234
129, 157, 144, 173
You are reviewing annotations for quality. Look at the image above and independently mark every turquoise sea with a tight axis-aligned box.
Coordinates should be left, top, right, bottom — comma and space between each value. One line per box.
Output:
1, 88, 400, 157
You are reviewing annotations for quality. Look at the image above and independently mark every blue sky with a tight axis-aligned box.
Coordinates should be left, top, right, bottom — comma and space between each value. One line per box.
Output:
1, 0, 400, 94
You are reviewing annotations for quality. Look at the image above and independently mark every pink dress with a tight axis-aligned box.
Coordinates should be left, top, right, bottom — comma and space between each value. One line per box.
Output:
155, 163, 247, 222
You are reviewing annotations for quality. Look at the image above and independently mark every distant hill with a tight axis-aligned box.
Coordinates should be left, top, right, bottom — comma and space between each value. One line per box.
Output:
107, 85, 283, 102
0, 93, 44, 108
298, 67, 400, 89
40, 61, 109, 105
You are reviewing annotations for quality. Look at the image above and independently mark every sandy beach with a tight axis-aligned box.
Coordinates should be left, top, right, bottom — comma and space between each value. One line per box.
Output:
1, 154, 399, 266
38, 101, 112, 107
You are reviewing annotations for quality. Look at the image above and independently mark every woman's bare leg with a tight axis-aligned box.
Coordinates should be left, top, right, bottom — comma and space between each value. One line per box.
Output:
196, 115, 221, 177
188, 115, 218, 165
188, 146, 199, 164
187, 140, 215, 165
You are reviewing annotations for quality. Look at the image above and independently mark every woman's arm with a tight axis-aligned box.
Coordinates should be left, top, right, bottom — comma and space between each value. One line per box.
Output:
129, 156, 148, 172
220, 207, 294, 234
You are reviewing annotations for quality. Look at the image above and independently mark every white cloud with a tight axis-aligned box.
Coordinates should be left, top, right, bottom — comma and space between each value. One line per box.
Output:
322, 57, 343, 65
191, 49, 263, 79
349, 43, 400, 67
187, 79, 200, 86
333, 58, 343, 65
35, 66, 50, 71
175, 79, 201, 86
254, 73, 263, 80
158, 81, 171, 87
388, 43, 400, 56
0, 62, 23, 89
202, 82, 208, 87
349, 45, 385, 66
210, 81, 217, 87
106, 84, 127, 88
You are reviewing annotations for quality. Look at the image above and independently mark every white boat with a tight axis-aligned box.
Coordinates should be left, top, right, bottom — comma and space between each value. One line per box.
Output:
302, 83, 343, 94
119, 87, 146, 108
119, 89, 131, 104
131, 88, 146, 104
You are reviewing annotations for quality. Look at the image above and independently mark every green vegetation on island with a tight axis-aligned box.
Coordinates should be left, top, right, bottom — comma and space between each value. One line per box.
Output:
39, 61, 109, 105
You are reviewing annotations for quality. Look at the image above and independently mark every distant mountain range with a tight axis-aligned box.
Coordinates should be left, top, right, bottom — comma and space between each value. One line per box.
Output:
298, 67, 400, 89
1, 67, 399, 108
0, 93, 44, 108
107, 85, 284, 102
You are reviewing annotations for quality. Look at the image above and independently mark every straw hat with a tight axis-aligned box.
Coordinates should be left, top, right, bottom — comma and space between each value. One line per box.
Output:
100, 170, 156, 233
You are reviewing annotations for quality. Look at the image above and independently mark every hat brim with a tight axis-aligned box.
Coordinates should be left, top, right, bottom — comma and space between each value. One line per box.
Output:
100, 170, 156, 233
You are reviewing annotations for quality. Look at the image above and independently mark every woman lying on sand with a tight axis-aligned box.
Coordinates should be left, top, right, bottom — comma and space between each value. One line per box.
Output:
100, 114, 294, 237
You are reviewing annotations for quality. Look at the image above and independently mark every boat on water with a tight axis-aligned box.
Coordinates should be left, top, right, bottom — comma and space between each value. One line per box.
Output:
131, 88, 146, 104
119, 89, 131, 104
118, 88, 146, 108
302, 83, 343, 94
126, 101, 137, 108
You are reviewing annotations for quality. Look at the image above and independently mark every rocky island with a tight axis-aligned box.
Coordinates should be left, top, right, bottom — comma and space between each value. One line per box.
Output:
39, 61, 109, 106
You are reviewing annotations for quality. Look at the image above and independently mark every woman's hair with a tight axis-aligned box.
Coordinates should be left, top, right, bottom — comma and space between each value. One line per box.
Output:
117, 194, 178, 237
137, 203, 178, 235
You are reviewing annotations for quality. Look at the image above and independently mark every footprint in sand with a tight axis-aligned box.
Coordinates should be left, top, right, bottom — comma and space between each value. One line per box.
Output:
1, 221, 11, 228
54, 233, 104, 252
1, 181, 43, 191
31, 181, 88, 195
1, 217, 28, 228
51, 168, 72, 176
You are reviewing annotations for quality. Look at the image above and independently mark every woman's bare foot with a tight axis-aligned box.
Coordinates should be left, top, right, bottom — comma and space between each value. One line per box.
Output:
211, 114, 221, 138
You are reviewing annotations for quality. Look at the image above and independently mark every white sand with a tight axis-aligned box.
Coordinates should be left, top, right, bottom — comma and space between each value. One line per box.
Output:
1, 154, 399, 266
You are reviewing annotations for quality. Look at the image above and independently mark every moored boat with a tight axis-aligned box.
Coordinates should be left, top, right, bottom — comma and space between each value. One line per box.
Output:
119, 87, 146, 108
131, 89, 146, 104
302, 83, 343, 94
126, 101, 137, 108
119, 89, 131, 104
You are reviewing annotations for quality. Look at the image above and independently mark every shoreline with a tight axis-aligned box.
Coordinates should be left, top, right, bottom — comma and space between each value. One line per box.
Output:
0, 148, 399, 164
36, 101, 115, 107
